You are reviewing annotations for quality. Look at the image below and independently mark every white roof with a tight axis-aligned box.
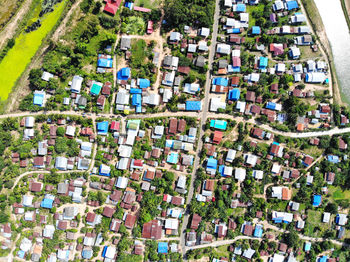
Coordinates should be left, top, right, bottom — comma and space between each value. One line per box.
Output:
276, 63, 286, 72
232, 49, 241, 57
210, 97, 226, 112
253, 170, 264, 179
43, 225, 55, 238
116, 90, 130, 105
25, 117, 35, 128
249, 73, 260, 82
323, 212, 331, 223
104, 246, 116, 259
236, 101, 246, 113
20, 238, 32, 252
71, 75, 83, 93
118, 145, 132, 158
306, 72, 326, 83
245, 154, 258, 166
116, 177, 128, 189
272, 254, 285, 262
165, 219, 179, 230
271, 163, 281, 174
55, 157, 68, 170
240, 13, 249, 22
23, 195, 33, 207
100, 164, 111, 174
65, 126, 76, 137
200, 27, 210, 37
41, 71, 54, 81
117, 157, 129, 170
224, 0, 232, 7
272, 186, 283, 199
235, 168, 246, 181
216, 44, 231, 55
177, 175, 186, 189
226, 149, 236, 162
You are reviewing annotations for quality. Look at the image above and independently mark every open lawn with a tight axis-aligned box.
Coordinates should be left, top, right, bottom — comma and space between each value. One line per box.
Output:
246, 4, 264, 28
304, 210, 332, 238
328, 186, 350, 200
134, 0, 161, 9
0, 0, 66, 101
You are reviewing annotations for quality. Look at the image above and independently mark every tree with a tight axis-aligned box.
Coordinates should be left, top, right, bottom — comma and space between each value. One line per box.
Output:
283, 230, 299, 249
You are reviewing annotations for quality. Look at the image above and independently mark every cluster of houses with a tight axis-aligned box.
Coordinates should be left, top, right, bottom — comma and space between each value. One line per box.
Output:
12, 116, 93, 171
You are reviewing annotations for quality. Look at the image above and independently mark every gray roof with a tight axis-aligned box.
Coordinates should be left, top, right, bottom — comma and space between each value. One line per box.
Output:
57, 183, 68, 194
218, 59, 228, 69
195, 56, 205, 67
77, 96, 87, 107
64, 206, 75, 217
120, 36, 131, 50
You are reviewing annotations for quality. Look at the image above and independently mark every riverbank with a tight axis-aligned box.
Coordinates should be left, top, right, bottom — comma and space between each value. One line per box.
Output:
301, 0, 345, 106
340, 0, 350, 31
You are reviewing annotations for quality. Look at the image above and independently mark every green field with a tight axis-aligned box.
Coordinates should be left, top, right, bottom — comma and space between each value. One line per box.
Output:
0, 0, 66, 101
134, 0, 161, 9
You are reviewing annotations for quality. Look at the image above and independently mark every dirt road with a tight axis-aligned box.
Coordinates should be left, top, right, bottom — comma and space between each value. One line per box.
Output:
0, 0, 33, 50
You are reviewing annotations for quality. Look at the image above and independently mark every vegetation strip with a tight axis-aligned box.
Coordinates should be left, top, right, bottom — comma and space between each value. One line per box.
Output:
0, 0, 67, 101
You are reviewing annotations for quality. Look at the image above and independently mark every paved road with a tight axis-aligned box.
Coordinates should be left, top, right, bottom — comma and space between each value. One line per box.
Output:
179, 0, 221, 254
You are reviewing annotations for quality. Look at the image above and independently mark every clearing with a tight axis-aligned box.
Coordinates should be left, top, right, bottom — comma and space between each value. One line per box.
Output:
0, 0, 22, 30
134, 0, 161, 9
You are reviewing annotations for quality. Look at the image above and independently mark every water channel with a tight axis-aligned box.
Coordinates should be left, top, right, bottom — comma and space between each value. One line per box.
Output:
314, 0, 350, 104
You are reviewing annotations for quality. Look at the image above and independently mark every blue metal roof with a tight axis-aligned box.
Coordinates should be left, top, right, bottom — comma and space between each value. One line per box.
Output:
228, 88, 240, 101
207, 158, 218, 170
266, 102, 276, 110
252, 26, 261, 35
138, 78, 150, 88
167, 152, 179, 164
286, 0, 299, 10
33, 93, 44, 106
212, 77, 228, 87
253, 225, 263, 238
313, 195, 322, 207
304, 242, 311, 251
117, 67, 130, 80
259, 57, 268, 68
210, 120, 227, 130
236, 4, 246, 12
130, 88, 142, 94
98, 58, 113, 68
186, 101, 202, 111
132, 94, 142, 106
327, 155, 340, 163
97, 121, 109, 134
41, 198, 53, 209
158, 242, 168, 254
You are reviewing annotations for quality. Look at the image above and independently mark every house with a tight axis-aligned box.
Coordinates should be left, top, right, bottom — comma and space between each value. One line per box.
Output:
103, 0, 122, 15
158, 242, 168, 254
228, 88, 240, 101
147, 20, 154, 34
235, 168, 246, 182
194, 56, 206, 67
185, 101, 202, 111
169, 32, 181, 43
71, 75, 83, 93
55, 157, 68, 170
97, 121, 109, 135
305, 72, 326, 83
142, 220, 162, 239
216, 44, 231, 55
313, 195, 322, 207
289, 46, 301, 59
336, 214, 348, 226
33, 90, 46, 107
199, 27, 210, 37
251, 26, 261, 35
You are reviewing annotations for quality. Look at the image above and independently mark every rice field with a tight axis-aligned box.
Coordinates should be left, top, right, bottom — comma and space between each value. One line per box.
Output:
0, 0, 66, 101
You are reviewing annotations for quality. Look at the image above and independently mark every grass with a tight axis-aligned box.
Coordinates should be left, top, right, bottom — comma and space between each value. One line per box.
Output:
299, 45, 322, 60
123, 16, 145, 35
302, 146, 323, 158
134, 0, 161, 9
328, 186, 350, 200
246, 4, 264, 27
304, 210, 331, 238
0, 0, 66, 101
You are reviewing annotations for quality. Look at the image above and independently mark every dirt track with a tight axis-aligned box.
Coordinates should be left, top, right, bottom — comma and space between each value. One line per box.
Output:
0, 0, 33, 50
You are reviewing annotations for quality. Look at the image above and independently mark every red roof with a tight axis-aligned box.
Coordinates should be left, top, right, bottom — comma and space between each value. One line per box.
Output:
125, 214, 136, 228
178, 66, 191, 75
147, 21, 154, 34
231, 76, 240, 86
213, 131, 223, 144
133, 6, 151, 12
171, 196, 184, 206
103, 0, 122, 15
30, 182, 43, 192
102, 206, 115, 217
110, 121, 120, 131
169, 118, 178, 134
190, 214, 202, 230
86, 212, 96, 223
178, 119, 186, 132
142, 220, 162, 239
232, 57, 241, 67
